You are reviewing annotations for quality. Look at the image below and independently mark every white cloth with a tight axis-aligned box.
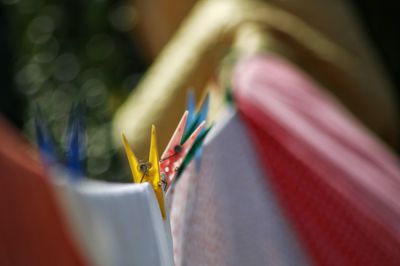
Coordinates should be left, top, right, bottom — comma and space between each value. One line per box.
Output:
55, 179, 174, 266
170, 107, 310, 266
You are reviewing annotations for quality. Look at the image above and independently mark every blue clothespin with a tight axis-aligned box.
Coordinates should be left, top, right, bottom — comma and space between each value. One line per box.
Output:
65, 103, 86, 180
34, 106, 57, 166
186, 89, 196, 132
194, 93, 209, 172
34, 103, 86, 182
182, 91, 210, 172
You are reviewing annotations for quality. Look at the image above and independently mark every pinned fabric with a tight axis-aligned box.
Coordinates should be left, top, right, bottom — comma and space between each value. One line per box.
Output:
234, 55, 400, 265
170, 108, 310, 266
122, 125, 166, 219
0, 116, 88, 266
160, 111, 205, 191
54, 180, 174, 266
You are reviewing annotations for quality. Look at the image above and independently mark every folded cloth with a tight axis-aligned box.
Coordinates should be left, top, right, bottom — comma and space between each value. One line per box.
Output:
55, 180, 174, 266
0, 117, 88, 266
171, 107, 310, 266
234, 54, 400, 266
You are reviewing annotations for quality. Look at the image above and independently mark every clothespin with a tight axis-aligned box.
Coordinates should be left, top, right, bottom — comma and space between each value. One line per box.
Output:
34, 106, 57, 166
65, 103, 86, 179
185, 89, 196, 133
122, 126, 166, 220
34, 103, 86, 181
175, 124, 213, 181
182, 91, 210, 171
160, 111, 205, 191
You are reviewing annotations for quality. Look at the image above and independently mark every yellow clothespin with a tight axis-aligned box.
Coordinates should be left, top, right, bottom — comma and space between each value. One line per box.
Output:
122, 125, 166, 220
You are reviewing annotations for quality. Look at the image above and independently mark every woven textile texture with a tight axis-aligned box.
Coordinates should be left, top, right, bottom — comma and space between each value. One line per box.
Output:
234, 54, 400, 266
170, 108, 310, 266
55, 180, 174, 266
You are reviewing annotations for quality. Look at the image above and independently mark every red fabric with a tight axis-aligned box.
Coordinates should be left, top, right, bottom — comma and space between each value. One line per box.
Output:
0, 117, 88, 266
233, 55, 400, 266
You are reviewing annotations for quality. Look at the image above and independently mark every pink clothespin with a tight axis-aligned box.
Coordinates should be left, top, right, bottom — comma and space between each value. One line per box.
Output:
160, 111, 205, 191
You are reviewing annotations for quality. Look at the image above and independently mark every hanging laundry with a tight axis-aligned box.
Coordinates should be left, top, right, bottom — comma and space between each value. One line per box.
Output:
234, 54, 400, 266
0, 116, 88, 266
170, 107, 311, 266
54, 180, 174, 266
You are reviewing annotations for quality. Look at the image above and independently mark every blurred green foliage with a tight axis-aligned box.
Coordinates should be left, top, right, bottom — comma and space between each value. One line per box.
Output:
2, 0, 148, 181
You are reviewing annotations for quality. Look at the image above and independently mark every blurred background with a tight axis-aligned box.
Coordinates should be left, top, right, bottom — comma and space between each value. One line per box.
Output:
0, 0, 399, 182
0, 0, 150, 181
